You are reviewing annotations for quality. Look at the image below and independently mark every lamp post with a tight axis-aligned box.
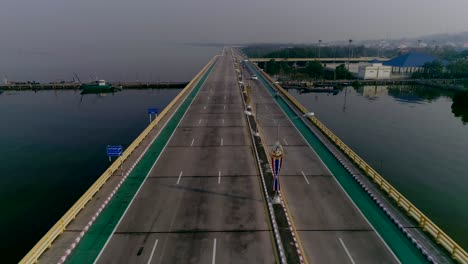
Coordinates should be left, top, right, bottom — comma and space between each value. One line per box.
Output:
318, 39, 322, 60
333, 45, 337, 81
244, 110, 314, 143
348, 39, 353, 70
244, 109, 314, 203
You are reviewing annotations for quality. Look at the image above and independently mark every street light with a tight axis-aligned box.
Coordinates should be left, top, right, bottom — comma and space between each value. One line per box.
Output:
348, 39, 353, 70
245, 109, 314, 204
318, 39, 322, 60
244, 110, 314, 143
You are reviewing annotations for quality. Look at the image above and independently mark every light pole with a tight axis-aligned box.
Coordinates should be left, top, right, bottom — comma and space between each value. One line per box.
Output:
333, 45, 337, 81
245, 109, 314, 203
244, 110, 314, 143
318, 39, 322, 60
348, 39, 353, 70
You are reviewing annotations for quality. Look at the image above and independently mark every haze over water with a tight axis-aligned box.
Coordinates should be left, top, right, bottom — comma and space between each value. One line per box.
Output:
1, 44, 220, 83
2, 0, 468, 83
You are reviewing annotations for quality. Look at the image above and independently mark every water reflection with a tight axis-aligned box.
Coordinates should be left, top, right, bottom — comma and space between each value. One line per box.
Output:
451, 91, 468, 124
386, 85, 453, 104
79, 88, 121, 103
386, 85, 468, 124
355, 85, 388, 99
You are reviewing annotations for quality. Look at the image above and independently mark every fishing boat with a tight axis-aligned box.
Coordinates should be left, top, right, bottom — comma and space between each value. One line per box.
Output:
80, 80, 119, 93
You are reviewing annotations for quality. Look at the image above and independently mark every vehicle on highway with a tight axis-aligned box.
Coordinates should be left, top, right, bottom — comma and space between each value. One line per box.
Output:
251, 75, 258, 80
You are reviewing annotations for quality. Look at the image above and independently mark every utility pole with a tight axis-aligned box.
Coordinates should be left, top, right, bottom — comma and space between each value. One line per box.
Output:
318, 39, 322, 60
333, 46, 337, 81
348, 39, 353, 70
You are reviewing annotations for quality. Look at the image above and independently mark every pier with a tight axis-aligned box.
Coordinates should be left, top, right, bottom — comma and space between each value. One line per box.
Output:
0, 82, 188, 91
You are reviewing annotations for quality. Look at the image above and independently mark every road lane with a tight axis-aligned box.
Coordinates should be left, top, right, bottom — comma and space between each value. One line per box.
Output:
95, 50, 276, 263
240, 55, 400, 263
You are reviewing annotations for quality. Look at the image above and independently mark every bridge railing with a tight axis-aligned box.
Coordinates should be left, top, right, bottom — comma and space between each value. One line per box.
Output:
20, 56, 218, 264
254, 63, 468, 264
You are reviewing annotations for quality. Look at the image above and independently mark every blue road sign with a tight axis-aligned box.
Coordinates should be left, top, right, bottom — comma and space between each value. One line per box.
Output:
148, 108, 158, 115
107, 145, 123, 157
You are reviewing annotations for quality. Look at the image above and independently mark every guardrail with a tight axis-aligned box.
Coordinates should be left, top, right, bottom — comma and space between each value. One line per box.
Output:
20, 56, 218, 264
254, 63, 468, 264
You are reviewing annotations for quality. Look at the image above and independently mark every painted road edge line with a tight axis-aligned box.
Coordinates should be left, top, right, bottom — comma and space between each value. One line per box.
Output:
88, 56, 217, 263
339, 238, 356, 264
249, 61, 404, 263
58, 61, 216, 264
91, 59, 217, 264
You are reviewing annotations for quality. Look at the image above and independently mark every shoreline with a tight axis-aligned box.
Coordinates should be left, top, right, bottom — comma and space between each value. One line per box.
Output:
0, 82, 189, 91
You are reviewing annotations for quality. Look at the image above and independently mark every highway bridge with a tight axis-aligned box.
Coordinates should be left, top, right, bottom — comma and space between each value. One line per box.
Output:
20, 48, 467, 264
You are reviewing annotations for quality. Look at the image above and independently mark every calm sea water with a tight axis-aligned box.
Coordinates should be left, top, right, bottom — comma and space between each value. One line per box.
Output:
289, 85, 468, 249
2, 83, 467, 262
0, 89, 181, 262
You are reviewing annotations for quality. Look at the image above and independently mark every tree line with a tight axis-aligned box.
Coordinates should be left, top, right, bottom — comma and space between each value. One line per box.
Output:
260, 59, 353, 80
244, 45, 397, 59
243, 45, 467, 61
412, 58, 468, 79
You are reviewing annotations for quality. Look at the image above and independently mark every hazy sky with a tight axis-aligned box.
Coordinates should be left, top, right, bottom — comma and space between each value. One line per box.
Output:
1, 0, 467, 81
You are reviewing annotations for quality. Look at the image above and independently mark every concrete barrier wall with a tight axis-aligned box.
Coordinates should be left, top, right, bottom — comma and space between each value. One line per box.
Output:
20, 56, 218, 264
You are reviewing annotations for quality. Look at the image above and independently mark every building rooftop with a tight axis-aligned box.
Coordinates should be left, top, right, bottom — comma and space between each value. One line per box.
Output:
383, 52, 438, 67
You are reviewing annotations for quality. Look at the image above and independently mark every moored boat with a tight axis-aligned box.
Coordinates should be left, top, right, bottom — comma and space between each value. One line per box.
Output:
80, 80, 117, 92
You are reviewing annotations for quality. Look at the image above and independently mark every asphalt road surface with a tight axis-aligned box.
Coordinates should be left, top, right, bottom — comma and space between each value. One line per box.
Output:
240, 57, 400, 264
95, 50, 276, 264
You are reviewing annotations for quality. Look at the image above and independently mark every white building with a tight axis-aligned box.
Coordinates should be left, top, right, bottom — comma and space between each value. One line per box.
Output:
358, 62, 391, 80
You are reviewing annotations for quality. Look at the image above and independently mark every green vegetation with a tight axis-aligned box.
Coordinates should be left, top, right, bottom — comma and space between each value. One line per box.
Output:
411, 61, 446, 79
261, 59, 353, 80
243, 44, 468, 62
334, 64, 354, 79
303, 61, 324, 78
446, 59, 468, 78
412, 59, 468, 79
243, 45, 398, 58
264, 59, 291, 75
